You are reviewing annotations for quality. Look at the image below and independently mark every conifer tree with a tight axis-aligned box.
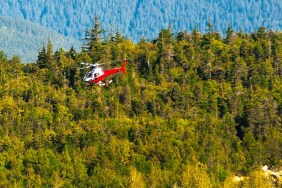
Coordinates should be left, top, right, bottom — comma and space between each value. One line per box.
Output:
156, 25, 175, 74
36, 45, 47, 69
225, 24, 234, 44
82, 16, 106, 62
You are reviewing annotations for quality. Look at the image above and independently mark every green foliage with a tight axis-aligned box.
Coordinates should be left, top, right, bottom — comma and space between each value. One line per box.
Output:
0, 25, 281, 187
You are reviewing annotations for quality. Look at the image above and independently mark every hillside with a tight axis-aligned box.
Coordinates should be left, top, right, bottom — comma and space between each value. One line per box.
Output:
0, 22, 281, 187
0, 0, 281, 42
0, 16, 81, 62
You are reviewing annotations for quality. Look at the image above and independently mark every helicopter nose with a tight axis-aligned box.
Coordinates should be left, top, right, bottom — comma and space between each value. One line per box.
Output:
83, 77, 89, 82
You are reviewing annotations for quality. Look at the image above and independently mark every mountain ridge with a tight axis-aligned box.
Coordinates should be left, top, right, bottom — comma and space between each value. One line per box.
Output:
0, 15, 81, 62
0, 0, 281, 42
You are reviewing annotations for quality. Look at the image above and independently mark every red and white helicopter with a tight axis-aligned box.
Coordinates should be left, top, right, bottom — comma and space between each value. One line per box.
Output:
80, 58, 126, 86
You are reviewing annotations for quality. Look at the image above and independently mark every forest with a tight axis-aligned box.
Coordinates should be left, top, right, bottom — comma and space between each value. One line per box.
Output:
0, 19, 281, 187
0, 15, 80, 63
0, 0, 281, 42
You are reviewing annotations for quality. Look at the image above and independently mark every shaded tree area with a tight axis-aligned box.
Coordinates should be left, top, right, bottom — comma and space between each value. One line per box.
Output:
0, 21, 281, 187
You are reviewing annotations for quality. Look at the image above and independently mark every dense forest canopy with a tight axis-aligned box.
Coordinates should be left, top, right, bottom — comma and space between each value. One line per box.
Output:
0, 19, 281, 187
0, 0, 281, 41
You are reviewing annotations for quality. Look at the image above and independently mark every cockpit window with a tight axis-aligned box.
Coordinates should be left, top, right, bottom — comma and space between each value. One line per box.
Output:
87, 73, 93, 78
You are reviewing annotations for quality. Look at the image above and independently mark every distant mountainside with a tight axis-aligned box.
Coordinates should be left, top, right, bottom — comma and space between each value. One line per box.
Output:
0, 16, 81, 63
0, 0, 281, 43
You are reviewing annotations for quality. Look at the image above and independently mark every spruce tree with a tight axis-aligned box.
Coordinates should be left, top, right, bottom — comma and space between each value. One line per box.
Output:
82, 16, 106, 62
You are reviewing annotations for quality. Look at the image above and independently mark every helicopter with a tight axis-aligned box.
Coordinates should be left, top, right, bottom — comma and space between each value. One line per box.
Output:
80, 58, 126, 86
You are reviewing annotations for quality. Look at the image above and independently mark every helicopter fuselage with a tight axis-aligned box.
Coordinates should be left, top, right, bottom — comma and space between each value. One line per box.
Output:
83, 58, 126, 85
83, 67, 104, 82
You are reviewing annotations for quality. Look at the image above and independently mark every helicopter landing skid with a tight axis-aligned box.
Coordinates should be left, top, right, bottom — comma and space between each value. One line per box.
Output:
98, 80, 112, 86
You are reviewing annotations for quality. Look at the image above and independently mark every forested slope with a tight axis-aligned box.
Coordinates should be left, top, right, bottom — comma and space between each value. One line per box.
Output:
0, 22, 281, 187
0, 0, 281, 41
0, 16, 81, 62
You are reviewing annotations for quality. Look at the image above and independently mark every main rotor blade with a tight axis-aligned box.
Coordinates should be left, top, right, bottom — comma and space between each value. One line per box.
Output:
96, 60, 122, 65
81, 60, 122, 67
78, 65, 93, 69
80, 62, 94, 66
95, 63, 107, 66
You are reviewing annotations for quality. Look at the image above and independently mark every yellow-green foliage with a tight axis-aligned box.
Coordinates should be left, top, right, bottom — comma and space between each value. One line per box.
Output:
0, 25, 281, 187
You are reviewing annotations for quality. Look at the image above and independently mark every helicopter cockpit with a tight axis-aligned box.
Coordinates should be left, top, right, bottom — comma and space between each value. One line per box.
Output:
83, 67, 104, 82
86, 73, 93, 78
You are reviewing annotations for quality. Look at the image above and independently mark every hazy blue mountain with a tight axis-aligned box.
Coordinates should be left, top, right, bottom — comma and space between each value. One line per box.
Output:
0, 0, 281, 43
0, 16, 81, 62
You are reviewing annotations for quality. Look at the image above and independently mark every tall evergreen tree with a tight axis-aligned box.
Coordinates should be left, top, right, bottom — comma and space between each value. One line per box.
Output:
82, 16, 106, 62
156, 25, 175, 74
225, 24, 234, 44
36, 45, 48, 69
